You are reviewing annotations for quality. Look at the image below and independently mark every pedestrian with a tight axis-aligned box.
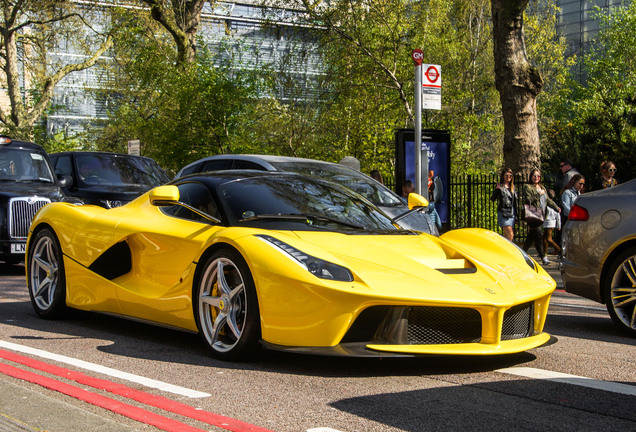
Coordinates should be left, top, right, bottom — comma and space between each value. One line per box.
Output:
561, 174, 585, 218
557, 159, 580, 194
543, 189, 561, 256
555, 159, 579, 246
490, 168, 516, 241
402, 180, 414, 199
522, 168, 561, 266
370, 169, 384, 184
593, 160, 618, 190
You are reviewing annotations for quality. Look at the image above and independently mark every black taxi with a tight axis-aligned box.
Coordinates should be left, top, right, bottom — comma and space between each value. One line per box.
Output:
0, 136, 64, 264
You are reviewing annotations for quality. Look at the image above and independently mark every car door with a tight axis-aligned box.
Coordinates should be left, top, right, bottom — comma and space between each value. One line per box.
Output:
113, 181, 224, 330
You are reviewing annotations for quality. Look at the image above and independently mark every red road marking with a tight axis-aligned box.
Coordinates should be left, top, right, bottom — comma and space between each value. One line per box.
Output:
0, 349, 275, 432
0, 361, 207, 432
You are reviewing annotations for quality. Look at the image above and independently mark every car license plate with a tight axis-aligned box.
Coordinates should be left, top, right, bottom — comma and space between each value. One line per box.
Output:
10, 243, 26, 254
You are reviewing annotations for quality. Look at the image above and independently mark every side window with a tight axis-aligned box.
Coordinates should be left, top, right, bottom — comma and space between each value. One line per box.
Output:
54, 155, 73, 177
179, 163, 203, 177
162, 182, 220, 223
232, 160, 267, 170
200, 160, 233, 172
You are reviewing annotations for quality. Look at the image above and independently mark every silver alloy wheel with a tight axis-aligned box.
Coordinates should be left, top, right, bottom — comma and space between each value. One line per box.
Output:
30, 234, 60, 311
198, 256, 247, 353
609, 254, 636, 333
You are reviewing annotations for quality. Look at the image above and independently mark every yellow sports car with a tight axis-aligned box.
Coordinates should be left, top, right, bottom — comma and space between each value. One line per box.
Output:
26, 171, 555, 360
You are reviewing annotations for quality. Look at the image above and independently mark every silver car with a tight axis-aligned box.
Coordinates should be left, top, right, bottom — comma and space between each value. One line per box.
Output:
560, 178, 636, 336
176, 154, 439, 235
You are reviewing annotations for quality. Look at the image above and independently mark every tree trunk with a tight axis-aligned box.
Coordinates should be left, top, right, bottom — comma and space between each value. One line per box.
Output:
144, 0, 207, 65
491, 0, 543, 178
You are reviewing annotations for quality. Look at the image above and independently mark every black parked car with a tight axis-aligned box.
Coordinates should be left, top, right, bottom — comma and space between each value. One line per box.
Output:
50, 151, 170, 208
0, 136, 65, 264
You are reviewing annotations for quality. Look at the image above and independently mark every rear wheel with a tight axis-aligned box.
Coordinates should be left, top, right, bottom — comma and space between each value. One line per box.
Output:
194, 248, 261, 360
27, 228, 67, 318
603, 247, 636, 337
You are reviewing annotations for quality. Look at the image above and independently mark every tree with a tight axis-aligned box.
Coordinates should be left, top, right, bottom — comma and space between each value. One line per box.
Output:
543, 3, 636, 183
491, 0, 543, 177
0, 0, 112, 139
140, 0, 208, 65
262, 0, 505, 176
86, 13, 262, 172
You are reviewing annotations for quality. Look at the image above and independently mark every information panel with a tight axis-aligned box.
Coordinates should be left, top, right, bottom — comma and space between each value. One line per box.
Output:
395, 129, 451, 227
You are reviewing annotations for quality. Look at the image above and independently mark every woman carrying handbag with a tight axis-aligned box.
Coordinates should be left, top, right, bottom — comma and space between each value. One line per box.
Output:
522, 168, 561, 266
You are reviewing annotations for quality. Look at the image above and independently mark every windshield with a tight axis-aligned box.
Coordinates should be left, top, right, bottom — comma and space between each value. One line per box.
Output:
219, 176, 398, 231
269, 161, 404, 207
0, 147, 55, 183
75, 154, 169, 187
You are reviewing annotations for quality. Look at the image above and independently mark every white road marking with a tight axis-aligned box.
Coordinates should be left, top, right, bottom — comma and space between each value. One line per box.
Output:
0, 340, 211, 398
497, 367, 636, 396
307, 429, 344, 432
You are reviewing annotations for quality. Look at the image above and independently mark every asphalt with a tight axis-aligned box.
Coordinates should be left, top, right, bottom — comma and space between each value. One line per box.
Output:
0, 251, 565, 432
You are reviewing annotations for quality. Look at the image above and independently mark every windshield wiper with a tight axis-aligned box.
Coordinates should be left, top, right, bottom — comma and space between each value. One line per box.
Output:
239, 213, 365, 230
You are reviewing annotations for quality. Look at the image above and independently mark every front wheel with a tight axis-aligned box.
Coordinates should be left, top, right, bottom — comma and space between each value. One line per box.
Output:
27, 227, 67, 319
603, 248, 636, 337
194, 248, 261, 361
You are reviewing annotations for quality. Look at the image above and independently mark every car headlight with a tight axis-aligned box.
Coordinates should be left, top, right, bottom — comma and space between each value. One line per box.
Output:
257, 235, 354, 282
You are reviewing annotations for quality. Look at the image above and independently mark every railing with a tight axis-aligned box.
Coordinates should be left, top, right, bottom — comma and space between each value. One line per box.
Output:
387, 174, 559, 243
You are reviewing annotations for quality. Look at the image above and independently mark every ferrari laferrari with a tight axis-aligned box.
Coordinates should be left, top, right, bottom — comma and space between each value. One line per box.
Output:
26, 171, 555, 360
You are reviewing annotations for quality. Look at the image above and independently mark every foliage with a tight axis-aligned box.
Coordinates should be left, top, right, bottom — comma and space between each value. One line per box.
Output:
542, 3, 636, 185
258, 0, 568, 180
0, 0, 112, 139
83, 11, 264, 173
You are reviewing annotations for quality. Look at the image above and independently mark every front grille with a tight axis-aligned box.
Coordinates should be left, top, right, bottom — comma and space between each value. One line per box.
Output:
501, 302, 534, 340
9, 197, 50, 239
407, 307, 482, 344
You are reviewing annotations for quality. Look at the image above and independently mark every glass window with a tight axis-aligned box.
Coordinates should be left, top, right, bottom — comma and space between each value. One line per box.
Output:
269, 161, 403, 207
200, 160, 233, 172
0, 148, 55, 183
75, 154, 168, 187
220, 176, 397, 231
232, 160, 267, 170
53, 155, 73, 177
162, 182, 220, 223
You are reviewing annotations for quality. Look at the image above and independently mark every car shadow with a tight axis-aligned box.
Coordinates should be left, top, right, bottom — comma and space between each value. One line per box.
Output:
0, 262, 25, 276
545, 311, 636, 346
327, 377, 636, 430
1, 299, 539, 377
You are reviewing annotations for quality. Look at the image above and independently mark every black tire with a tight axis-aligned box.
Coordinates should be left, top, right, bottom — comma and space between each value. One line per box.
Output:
27, 227, 68, 319
194, 248, 261, 361
603, 247, 636, 337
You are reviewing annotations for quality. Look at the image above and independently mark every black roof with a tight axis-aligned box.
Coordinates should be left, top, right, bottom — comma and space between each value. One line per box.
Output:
173, 169, 326, 189
0, 137, 47, 153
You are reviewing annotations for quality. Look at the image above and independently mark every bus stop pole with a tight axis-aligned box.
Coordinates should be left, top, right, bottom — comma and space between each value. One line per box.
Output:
414, 62, 422, 195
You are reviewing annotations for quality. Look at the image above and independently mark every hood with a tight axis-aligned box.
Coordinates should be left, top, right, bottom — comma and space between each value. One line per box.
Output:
0, 181, 64, 201
69, 184, 153, 201
280, 230, 552, 305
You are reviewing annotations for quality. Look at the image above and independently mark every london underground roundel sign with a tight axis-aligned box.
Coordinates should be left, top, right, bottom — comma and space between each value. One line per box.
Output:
425, 65, 440, 84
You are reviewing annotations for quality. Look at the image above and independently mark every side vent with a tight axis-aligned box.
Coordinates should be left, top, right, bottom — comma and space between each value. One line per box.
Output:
89, 241, 132, 280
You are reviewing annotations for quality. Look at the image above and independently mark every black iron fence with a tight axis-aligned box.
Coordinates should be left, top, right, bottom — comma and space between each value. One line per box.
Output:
387, 174, 559, 243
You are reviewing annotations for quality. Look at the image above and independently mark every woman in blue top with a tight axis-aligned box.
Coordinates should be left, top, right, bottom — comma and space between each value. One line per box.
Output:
561, 174, 585, 218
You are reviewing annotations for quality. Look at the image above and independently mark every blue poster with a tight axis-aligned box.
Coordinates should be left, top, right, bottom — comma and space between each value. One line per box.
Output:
404, 140, 449, 223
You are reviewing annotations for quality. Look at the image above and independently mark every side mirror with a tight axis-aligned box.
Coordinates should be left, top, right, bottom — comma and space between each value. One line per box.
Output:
150, 185, 180, 206
407, 193, 429, 210
57, 174, 73, 188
